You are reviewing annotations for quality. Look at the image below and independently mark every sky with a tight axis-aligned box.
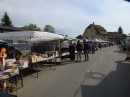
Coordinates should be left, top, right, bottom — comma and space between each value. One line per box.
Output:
0, 0, 130, 38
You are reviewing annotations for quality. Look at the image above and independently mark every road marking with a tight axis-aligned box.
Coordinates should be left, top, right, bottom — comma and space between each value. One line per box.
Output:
100, 53, 105, 58
94, 62, 97, 66
100, 54, 103, 58
89, 53, 105, 72
90, 62, 97, 70
87, 70, 90, 72
91, 65, 94, 68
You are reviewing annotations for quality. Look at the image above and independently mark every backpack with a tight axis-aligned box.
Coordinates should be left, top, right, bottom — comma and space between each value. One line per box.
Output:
80, 43, 84, 50
84, 43, 89, 50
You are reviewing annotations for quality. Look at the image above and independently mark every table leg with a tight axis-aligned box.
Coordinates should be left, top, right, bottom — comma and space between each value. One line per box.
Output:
20, 70, 23, 87
50, 60, 51, 69
36, 63, 38, 78
1, 80, 6, 92
15, 75, 18, 97
55, 58, 56, 70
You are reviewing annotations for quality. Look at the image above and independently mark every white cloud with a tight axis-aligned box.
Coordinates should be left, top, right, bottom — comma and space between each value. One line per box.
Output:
0, 0, 130, 37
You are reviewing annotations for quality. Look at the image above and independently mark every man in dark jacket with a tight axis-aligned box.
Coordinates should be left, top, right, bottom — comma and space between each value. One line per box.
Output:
76, 40, 82, 62
68, 41, 75, 61
83, 40, 89, 61
99, 43, 102, 50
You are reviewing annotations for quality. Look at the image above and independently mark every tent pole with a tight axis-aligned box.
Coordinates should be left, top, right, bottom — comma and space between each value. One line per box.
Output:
29, 37, 31, 53
59, 39, 61, 62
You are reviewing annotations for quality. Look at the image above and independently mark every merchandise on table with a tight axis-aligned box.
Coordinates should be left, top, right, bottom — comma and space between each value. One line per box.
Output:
6, 59, 28, 68
3, 68, 19, 75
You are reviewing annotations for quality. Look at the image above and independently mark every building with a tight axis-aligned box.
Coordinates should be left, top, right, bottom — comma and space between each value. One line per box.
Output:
83, 22, 109, 41
0, 25, 29, 44
0, 25, 27, 33
108, 32, 126, 44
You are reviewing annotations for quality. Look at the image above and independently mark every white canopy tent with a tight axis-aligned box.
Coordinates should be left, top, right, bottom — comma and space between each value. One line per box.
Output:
0, 31, 65, 62
126, 37, 130, 41
93, 39, 100, 42
0, 31, 65, 42
98, 39, 103, 42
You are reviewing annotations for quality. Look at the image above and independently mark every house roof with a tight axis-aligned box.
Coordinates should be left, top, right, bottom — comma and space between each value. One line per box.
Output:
0, 25, 28, 31
108, 32, 124, 37
94, 25, 106, 31
86, 23, 108, 34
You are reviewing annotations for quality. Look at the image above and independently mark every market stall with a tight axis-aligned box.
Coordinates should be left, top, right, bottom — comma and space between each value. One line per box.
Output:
0, 31, 65, 77
0, 31, 64, 61
0, 56, 20, 96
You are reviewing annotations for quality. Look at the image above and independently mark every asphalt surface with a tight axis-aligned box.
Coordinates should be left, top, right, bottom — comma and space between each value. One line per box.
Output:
13, 45, 130, 97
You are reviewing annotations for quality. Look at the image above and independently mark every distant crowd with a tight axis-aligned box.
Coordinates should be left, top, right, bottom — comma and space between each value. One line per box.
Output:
68, 40, 105, 62
119, 41, 130, 61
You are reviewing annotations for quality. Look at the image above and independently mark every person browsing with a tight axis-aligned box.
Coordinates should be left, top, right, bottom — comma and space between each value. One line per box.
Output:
76, 40, 83, 62
83, 40, 89, 61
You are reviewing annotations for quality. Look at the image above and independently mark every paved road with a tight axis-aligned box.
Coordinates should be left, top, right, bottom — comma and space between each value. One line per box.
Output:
14, 46, 130, 97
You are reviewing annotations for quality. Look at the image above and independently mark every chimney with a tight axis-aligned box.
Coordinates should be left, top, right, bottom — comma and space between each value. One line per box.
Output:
93, 22, 94, 25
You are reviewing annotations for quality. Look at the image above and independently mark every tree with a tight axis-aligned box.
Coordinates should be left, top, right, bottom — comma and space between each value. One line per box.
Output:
122, 33, 127, 37
21, 24, 41, 31
44, 25, 55, 33
65, 35, 68, 37
1, 12, 13, 26
76, 34, 82, 39
118, 26, 123, 34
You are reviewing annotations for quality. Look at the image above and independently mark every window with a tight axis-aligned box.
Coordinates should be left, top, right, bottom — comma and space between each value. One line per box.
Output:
92, 35, 94, 38
0, 30, 2, 33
